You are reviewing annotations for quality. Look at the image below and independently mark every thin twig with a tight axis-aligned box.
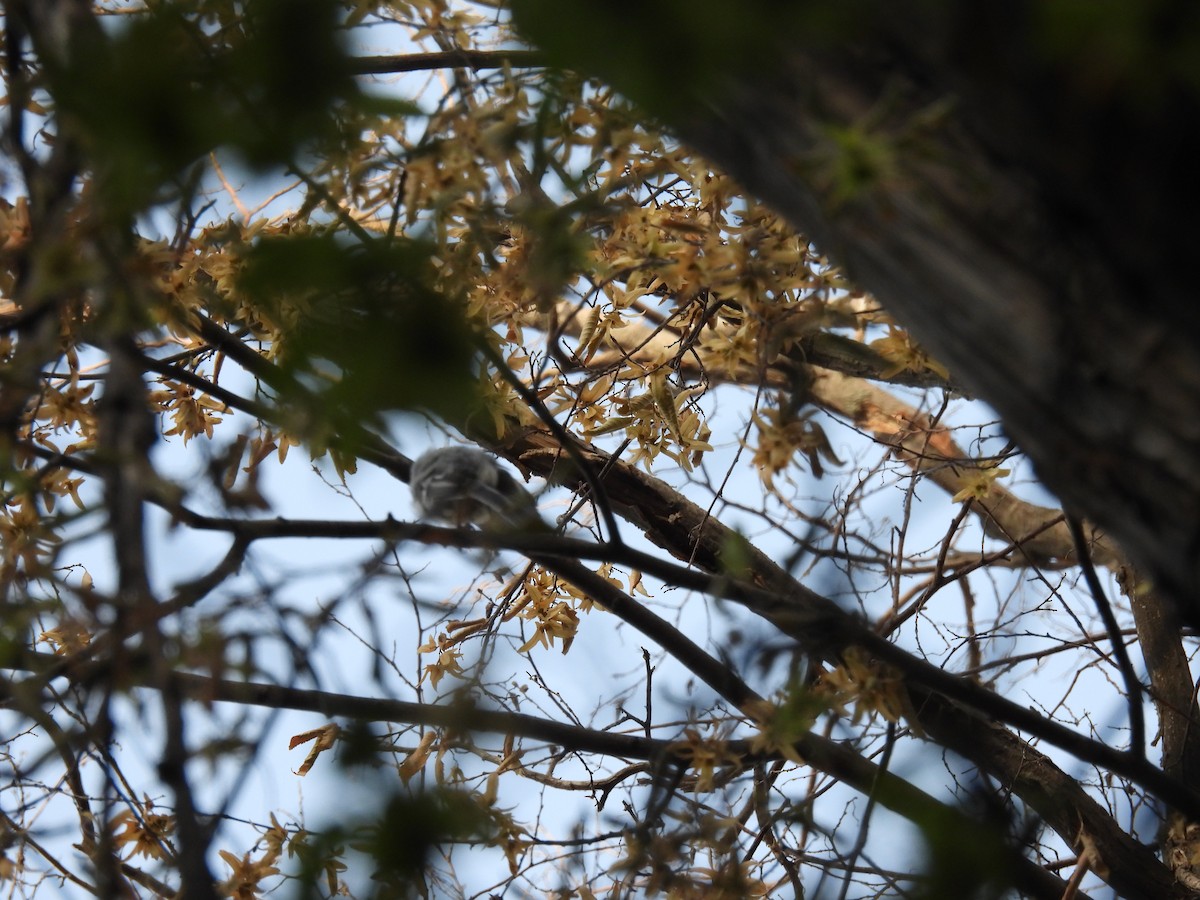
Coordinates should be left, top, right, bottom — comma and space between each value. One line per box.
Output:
1066, 514, 1146, 759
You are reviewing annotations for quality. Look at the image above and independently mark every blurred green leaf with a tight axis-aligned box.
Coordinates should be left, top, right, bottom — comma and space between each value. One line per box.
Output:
719, 529, 753, 578
49, 8, 224, 210
235, 234, 480, 423
358, 789, 493, 885
48, 0, 409, 215
904, 789, 1018, 900
223, 0, 359, 166
510, 0, 863, 117
290, 787, 493, 898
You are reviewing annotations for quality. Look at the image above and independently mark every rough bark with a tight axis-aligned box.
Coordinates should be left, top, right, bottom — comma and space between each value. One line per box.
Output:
659, 8, 1200, 621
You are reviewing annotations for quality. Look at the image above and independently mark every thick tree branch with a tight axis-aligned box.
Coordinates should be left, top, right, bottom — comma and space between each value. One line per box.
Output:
549, 295, 1200, 802
558, 301, 1120, 572
349, 49, 547, 76
157, 505, 1200, 829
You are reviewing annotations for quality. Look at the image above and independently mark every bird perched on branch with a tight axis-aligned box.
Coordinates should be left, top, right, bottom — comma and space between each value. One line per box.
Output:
409, 446, 540, 529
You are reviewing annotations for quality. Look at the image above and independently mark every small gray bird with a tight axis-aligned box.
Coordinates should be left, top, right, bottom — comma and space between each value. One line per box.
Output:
409, 446, 539, 528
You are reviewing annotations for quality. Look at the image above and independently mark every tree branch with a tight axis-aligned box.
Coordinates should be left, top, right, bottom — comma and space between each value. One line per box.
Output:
349, 49, 547, 76
0, 652, 1083, 900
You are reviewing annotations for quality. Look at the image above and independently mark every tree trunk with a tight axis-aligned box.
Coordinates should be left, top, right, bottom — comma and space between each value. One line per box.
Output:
653, 5, 1200, 621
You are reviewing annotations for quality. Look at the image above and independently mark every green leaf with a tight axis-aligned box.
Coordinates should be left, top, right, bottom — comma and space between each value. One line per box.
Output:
235, 234, 480, 423
510, 0, 867, 119
47, 0, 400, 215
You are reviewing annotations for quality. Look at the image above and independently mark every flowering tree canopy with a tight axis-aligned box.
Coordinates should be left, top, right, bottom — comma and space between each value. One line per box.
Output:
2, 2, 1198, 898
